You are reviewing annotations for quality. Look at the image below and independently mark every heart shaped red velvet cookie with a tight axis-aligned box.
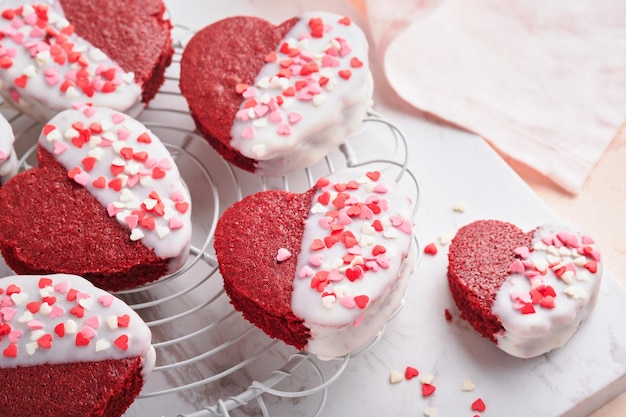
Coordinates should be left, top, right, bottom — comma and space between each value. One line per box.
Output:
0, 0, 173, 121
0, 106, 191, 292
214, 168, 416, 359
0, 273, 154, 416
180, 11, 372, 177
447, 219, 602, 358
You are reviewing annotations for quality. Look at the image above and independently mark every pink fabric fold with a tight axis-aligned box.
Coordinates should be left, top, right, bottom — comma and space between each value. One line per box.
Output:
362, 0, 626, 194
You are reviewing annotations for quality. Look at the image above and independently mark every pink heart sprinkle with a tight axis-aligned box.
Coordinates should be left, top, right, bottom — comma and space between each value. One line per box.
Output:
241, 126, 255, 139
309, 254, 323, 267
509, 259, 526, 274
373, 183, 388, 193
53, 141, 67, 155
235, 109, 250, 122
111, 113, 125, 124
169, 217, 184, 230
268, 110, 283, 123
399, 220, 412, 235
242, 86, 257, 98
49, 305, 65, 318
277, 124, 291, 136
288, 112, 302, 124
73, 171, 90, 186
276, 248, 292, 262
319, 216, 333, 229
390, 216, 404, 227
159, 158, 172, 170
54, 282, 68, 293
254, 104, 269, 118
340, 297, 356, 309
107, 203, 122, 217
328, 270, 343, 281
84, 316, 100, 329
299, 265, 314, 278
8, 330, 22, 343
125, 215, 139, 229
144, 158, 157, 168
170, 190, 184, 202
82, 106, 97, 118
98, 295, 113, 307
117, 128, 130, 141
514, 246, 530, 259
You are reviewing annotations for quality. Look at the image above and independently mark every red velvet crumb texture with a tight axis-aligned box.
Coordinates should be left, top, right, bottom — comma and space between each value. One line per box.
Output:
179, 15, 299, 172
59, 0, 174, 104
213, 187, 316, 350
0, 358, 143, 417
0, 146, 170, 292
447, 219, 533, 343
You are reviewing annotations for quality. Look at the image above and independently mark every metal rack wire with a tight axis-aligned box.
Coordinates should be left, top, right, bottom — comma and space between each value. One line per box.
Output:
4, 31, 421, 417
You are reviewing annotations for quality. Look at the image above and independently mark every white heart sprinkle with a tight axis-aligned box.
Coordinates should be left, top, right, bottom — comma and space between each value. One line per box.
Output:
130, 228, 144, 241
462, 379, 476, 392
96, 339, 111, 352
389, 370, 404, 384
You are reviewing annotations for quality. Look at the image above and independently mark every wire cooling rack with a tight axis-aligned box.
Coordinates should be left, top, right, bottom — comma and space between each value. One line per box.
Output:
3, 28, 421, 417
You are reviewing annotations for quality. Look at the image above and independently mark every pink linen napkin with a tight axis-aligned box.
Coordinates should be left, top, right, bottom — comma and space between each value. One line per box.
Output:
360, 0, 626, 194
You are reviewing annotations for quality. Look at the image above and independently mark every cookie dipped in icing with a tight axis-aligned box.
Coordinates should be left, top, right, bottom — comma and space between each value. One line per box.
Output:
0, 106, 192, 291
214, 168, 417, 359
180, 12, 373, 177
0, 113, 17, 184
447, 220, 603, 358
0, 273, 155, 417
0, 0, 173, 121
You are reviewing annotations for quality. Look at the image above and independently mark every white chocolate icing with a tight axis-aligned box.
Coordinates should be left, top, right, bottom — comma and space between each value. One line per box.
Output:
291, 169, 416, 359
0, 113, 16, 183
230, 12, 373, 177
0, 273, 155, 379
492, 223, 602, 358
0, 1, 142, 122
38, 106, 192, 273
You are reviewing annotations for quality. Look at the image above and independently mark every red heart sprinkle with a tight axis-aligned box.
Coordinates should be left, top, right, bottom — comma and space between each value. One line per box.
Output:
54, 323, 65, 338
92, 176, 106, 189
70, 305, 85, 318
26, 302, 40, 314
372, 245, 387, 256
6, 284, 20, 295
424, 243, 438, 255
584, 261, 598, 273
338, 16, 352, 25
264, 51, 277, 63
120, 147, 134, 160
350, 57, 364, 68
108, 178, 123, 191
114, 334, 129, 350
310, 239, 325, 251
422, 383, 436, 397
372, 220, 384, 232
42, 124, 56, 135
315, 177, 330, 188
75, 332, 90, 347
346, 267, 363, 282
152, 167, 166, 179
117, 314, 131, 328
82, 156, 97, 171
67, 166, 81, 179
405, 366, 419, 380
67, 288, 78, 301
110, 164, 125, 176
175, 202, 189, 214
471, 398, 486, 412
338, 69, 352, 80
38, 334, 52, 349
38, 277, 53, 288
14, 75, 27, 88
317, 191, 331, 205
354, 295, 369, 309
520, 303, 536, 314
3, 343, 17, 357
137, 132, 152, 143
